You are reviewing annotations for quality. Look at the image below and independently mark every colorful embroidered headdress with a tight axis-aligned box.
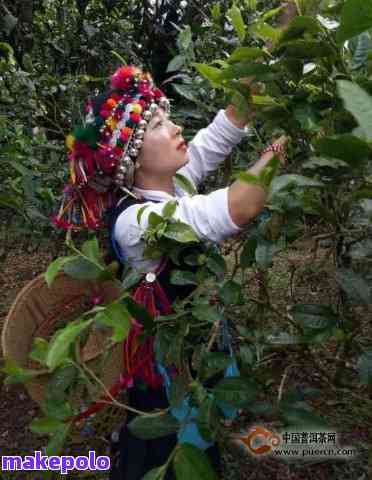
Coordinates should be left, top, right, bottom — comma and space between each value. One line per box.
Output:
53, 65, 170, 231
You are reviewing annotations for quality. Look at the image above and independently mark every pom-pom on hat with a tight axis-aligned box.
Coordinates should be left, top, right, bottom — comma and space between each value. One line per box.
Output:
53, 64, 170, 231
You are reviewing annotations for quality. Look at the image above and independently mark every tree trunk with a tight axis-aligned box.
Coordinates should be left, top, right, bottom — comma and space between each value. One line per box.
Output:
9, 0, 34, 66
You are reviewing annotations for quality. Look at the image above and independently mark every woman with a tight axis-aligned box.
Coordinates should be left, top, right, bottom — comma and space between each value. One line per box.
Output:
55, 64, 287, 479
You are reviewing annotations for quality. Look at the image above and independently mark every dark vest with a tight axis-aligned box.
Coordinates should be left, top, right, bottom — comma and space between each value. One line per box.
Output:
107, 194, 205, 303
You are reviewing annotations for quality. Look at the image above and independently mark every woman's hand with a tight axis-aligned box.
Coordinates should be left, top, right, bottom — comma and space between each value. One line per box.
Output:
225, 104, 255, 128
225, 76, 267, 128
262, 135, 289, 167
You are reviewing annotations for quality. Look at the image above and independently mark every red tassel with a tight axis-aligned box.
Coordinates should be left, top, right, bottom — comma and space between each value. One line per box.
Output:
72, 258, 173, 424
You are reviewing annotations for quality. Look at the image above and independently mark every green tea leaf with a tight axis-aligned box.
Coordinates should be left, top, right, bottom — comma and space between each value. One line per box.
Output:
45, 422, 71, 456
173, 84, 199, 102
218, 279, 242, 305
169, 373, 189, 409
63, 257, 102, 280
170, 269, 198, 286
142, 466, 167, 480
44, 256, 75, 287
121, 268, 143, 290
196, 397, 220, 442
3, 358, 42, 385
128, 414, 179, 440
228, 47, 265, 63
220, 62, 276, 80
269, 174, 324, 198
164, 223, 199, 243
337, 81, 372, 142
81, 237, 101, 264
337, 0, 372, 44
255, 240, 281, 269
259, 156, 280, 189
30, 417, 65, 434
200, 352, 232, 381
149, 212, 164, 227
174, 173, 197, 196
173, 443, 218, 480
249, 21, 281, 43
191, 304, 224, 323
206, 251, 226, 277
163, 200, 177, 219
40, 399, 74, 421
46, 319, 93, 370
227, 4, 246, 42
302, 157, 349, 170
313, 134, 371, 166
278, 16, 323, 43
212, 377, 258, 408
30, 337, 49, 366
191, 63, 222, 87
94, 303, 131, 342
211, 3, 221, 22
123, 297, 154, 330
167, 54, 186, 72
290, 304, 339, 330
178, 25, 192, 51
137, 205, 149, 224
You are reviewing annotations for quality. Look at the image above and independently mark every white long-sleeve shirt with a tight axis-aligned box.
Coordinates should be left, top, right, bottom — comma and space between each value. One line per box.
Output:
114, 109, 247, 272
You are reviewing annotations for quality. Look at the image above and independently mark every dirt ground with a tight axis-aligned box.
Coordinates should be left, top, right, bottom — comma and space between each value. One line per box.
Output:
0, 230, 371, 479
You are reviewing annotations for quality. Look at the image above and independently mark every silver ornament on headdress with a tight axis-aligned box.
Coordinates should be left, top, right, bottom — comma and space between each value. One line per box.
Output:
149, 102, 158, 114
133, 139, 143, 149
129, 147, 138, 157
135, 128, 145, 139
123, 156, 135, 188
142, 110, 152, 121
110, 92, 172, 189
159, 97, 170, 112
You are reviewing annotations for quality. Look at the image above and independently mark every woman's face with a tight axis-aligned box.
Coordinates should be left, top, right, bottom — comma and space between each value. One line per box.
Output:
136, 107, 189, 176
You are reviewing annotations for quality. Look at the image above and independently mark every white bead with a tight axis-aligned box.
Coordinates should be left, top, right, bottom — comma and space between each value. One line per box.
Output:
134, 139, 143, 149
139, 119, 147, 129
146, 272, 156, 283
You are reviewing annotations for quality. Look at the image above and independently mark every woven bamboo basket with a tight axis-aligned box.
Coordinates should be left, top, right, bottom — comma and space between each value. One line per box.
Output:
1, 272, 128, 445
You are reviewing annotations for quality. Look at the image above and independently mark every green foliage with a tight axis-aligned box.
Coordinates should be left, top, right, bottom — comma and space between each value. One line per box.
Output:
337, 0, 372, 44
46, 318, 93, 370
173, 444, 218, 480
128, 414, 180, 440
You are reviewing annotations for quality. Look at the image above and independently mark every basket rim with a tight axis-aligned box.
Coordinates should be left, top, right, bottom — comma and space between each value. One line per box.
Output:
1, 272, 105, 360
1, 273, 50, 359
